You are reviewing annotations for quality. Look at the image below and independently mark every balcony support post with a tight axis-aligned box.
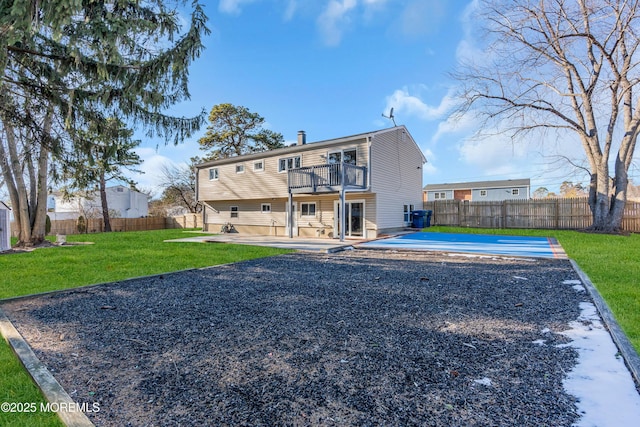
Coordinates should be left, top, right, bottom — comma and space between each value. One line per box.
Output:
288, 191, 293, 239
339, 162, 346, 242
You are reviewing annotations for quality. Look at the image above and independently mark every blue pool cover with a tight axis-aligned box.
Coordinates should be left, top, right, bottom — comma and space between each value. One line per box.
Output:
358, 232, 567, 259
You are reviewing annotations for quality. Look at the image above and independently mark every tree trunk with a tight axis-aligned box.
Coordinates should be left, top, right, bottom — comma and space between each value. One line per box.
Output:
0, 110, 52, 246
588, 169, 624, 233
99, 172, 112, 232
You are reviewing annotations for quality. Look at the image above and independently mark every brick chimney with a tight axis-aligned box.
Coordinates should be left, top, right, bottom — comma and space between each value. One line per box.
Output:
297, 130, 306, 145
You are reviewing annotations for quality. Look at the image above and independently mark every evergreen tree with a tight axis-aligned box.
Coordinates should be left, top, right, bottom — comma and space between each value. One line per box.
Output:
62, 118, 142, 232
198, 104, 285, 160
0, 0, 209, 246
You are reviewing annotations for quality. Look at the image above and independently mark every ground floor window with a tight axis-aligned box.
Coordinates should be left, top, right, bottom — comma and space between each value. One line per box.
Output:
301, 202, 316, 217
230, 206, 238, 218
261, 203, 271, 213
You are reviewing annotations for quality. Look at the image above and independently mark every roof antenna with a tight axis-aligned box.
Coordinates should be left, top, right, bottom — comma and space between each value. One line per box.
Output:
382, 107, 396, 126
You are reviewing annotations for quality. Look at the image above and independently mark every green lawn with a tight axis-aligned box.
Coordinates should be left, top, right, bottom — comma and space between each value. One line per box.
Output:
426, 226, 640, 353
0, 229, 291, 427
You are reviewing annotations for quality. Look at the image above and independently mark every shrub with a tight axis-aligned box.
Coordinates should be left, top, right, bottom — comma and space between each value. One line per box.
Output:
77, 215, 86, 234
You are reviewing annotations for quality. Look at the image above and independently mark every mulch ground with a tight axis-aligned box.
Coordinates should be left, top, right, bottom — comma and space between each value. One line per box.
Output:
1, 250, 587, 426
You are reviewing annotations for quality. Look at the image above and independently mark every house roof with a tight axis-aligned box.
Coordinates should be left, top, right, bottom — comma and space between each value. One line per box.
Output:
424, 178, 531, 191
196, 125, 426, 168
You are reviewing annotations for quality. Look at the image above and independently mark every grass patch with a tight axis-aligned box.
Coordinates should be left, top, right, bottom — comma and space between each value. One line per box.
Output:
427, 226, 640, 353
0, 229, 291, 426
0, 339, 64, 427
1, 229, 290, 299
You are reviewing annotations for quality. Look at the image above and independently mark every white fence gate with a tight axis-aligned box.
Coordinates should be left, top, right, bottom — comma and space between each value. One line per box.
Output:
0, 207, 10, 251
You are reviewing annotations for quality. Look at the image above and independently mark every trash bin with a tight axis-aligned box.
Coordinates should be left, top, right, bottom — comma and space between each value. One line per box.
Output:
425, 210, 432, 228
411, 210, 427, 229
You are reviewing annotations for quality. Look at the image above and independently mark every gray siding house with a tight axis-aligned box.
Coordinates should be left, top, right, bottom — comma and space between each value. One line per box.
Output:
196, 126, 426, 240
424, 179, 531, 202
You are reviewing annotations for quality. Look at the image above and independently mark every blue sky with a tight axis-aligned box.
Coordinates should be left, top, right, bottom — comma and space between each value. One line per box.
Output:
131, 0, 597, 195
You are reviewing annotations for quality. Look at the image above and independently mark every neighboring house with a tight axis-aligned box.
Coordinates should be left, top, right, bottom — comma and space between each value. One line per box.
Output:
0, 201, 10, 251
196, 126, 427, 240
50, 185, 148, 220
424, 179, 531, 202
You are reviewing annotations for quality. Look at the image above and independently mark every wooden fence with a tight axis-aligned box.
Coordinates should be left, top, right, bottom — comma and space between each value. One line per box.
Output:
10, 214, 203, 237
424, 198, 640, 232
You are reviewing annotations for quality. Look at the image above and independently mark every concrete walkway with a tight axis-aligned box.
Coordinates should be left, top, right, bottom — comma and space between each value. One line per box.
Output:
165, 233, 363, 253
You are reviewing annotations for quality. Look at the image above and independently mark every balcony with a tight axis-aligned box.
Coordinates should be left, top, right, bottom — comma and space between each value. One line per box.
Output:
288, 163, 368, 194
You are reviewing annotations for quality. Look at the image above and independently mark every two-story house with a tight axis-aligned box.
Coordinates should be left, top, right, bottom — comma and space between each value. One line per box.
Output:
196, 126, 426, 240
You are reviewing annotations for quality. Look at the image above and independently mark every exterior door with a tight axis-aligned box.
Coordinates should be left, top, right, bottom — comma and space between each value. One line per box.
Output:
285, 202, 298, 236
334, 201, 364, 238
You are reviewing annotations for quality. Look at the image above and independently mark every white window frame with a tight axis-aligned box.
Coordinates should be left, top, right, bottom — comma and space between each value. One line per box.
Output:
209, 168, 219, 181
512, 188, 520, 196
480, 190, 488, 197
253, 160, 264, 172
300, 202, 316, 217
230, 206, 238, 218
261, 203, 271, 213
278, 156, 301, 172
327, 147, 357, 165
236, 164, 245, 174
434, 192, 446, 200
403, 204, 414, 223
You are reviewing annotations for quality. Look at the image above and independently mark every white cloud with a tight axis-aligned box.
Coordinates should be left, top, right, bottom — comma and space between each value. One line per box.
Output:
396, 0, 445, 38
126, 146, 199, 197
283, 0, 297, 21
218, 0, 257, 15
431, 110, 477, 143
422, 148, 438, 174
385, 87, 458, 122
456, 0, 492, 66
316, 0, 393, 46
457, 133, 529, 176
317, 0, 358, 46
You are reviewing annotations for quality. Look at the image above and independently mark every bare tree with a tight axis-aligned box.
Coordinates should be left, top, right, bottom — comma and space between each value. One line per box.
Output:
455, 0, 640, 232
158, 157, 202, 214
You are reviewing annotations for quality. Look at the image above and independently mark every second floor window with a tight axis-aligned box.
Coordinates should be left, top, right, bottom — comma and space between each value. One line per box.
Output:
236, 164, 245, 174
209, 168, 219, 180
279, 156, 301, 172
328, 149, 357, 165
